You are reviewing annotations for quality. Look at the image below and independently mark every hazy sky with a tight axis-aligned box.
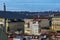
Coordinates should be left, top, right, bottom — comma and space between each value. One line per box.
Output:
0, 0, 60, 12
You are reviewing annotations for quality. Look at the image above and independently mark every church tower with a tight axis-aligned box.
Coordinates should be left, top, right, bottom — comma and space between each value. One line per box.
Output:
3, 3, 6, 11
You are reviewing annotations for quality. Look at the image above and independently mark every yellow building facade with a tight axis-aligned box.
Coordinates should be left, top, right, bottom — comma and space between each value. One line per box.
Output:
24, 19, 33, 35
52, 17, 60, 32
0, 18, 5, 31
0, 18, 5, 25
6, 19, 8, 33
0, 18, 10, 33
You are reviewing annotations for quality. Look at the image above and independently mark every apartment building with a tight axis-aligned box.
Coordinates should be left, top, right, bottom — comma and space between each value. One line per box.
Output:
24, 19, 33, 35
51, 17, 60, 32
24, 19, 40, 35
6, 19, 24, 34
30, 20, 40, 35
38, 17, 50, 34
0, 18, 5, 32
24, 17, 50, 35
0, 18, 5, 27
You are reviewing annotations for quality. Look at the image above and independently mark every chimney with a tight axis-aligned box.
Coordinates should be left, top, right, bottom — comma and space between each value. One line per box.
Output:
3, 3, 6, 11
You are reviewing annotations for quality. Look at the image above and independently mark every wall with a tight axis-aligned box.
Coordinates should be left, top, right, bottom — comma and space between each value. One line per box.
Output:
52, 17, 60, 31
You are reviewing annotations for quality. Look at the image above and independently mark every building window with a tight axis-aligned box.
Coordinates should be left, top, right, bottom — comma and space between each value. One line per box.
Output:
25, 23, 30, 28
27, 23, 30, 28
0, 24, 3, 27
0, 24, 3, 29
53, 24, 60, 26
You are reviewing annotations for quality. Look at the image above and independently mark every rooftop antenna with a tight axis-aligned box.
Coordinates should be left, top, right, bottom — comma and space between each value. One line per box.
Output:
3, 3, 6, 11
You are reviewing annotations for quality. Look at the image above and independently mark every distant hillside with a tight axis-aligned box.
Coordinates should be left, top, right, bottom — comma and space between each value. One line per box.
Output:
0, 11, 60, 19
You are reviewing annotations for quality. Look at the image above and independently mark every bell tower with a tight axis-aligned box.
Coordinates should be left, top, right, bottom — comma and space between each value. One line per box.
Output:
3, 3, 6, 11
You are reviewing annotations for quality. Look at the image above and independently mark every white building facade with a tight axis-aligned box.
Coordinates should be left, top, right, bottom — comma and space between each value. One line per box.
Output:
30, 21, 40, 35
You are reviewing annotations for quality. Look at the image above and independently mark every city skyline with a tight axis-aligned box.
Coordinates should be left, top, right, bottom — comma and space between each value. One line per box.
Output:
0, 0, 60, 12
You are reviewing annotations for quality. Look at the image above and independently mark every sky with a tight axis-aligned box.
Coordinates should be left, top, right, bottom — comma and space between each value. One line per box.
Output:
0, 0, 60, 12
